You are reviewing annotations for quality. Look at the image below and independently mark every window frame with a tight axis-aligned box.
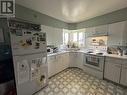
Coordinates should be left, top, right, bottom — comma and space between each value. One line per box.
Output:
63, 29, 85, 47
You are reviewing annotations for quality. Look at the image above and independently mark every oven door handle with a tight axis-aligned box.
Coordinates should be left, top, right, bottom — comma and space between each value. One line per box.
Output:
86, 57, 89, 64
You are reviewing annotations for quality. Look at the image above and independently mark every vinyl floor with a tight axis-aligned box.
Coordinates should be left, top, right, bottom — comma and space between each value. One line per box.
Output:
36, 68, 127, 95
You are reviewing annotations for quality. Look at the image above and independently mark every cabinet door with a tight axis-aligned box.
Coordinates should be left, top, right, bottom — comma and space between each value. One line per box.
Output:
69, 52, 83, 68
56, 55, 62, 74
76, 53, 83, 69
104, 58, 121, 83
69, 52, 78, 67
47, 56, 57, 77
120, 64, 127, 86
42, 25, 63, 46
94, 25, 108, 36
54, 28, 63, 46
122, 21, 127, 46
62, 53, 69, 69
55, 53, 69, 74
108, 21, 125, 46
85, 27, 95, 37
95, 25, 108, 32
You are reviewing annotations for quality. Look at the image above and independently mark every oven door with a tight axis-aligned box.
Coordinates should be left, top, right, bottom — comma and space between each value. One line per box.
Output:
84, 54, 104, 71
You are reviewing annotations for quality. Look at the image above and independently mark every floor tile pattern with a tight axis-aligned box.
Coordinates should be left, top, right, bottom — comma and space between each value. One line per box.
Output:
36, 68, 127, 95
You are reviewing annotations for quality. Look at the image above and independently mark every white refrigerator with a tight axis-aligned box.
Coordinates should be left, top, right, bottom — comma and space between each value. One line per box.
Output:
9, 20, 48, 95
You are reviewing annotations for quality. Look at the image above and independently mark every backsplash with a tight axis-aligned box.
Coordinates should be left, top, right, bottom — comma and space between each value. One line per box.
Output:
90, 36, 107, 46
86, 46, 107, 53
86, 36, 107, 47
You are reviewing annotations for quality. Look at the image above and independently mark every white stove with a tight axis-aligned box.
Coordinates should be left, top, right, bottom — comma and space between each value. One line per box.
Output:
84, 54, 105, 71
83, 51, 105, 79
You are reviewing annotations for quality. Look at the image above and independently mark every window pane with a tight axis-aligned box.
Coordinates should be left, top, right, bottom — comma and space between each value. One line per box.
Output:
78, 32, 83, 41
78, 32, 84, 47
65, 33, 69, 44
73, 32, 77, 42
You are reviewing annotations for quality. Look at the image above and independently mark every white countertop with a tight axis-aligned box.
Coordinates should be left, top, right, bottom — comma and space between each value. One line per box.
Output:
47, 50, 127, 60
105, 54, 127, 60
47, 51, 69, 56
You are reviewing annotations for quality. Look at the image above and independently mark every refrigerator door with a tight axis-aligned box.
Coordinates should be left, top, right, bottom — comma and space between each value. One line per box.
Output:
10, 29, 46, 56
13, 53, 48, 95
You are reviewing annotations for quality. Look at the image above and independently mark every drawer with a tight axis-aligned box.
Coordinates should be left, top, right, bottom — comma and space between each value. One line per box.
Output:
105, 57, 122, 64
122, 59, 127, 65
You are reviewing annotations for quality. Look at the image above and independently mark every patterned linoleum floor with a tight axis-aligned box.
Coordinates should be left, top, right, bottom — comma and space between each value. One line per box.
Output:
36, 68, 127, 95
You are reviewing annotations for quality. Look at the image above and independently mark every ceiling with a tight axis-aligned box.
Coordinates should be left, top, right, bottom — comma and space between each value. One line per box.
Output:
16, 0, 127, 23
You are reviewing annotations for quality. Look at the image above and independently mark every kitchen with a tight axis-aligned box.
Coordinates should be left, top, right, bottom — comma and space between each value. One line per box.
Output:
0, 0, 127, 95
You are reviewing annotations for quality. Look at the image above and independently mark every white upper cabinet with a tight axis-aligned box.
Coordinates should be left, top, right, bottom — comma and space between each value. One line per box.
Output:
122, 21, 127, 46
108, 21, 127, 46
41, 25, 63, 46
94, 25, 108, 36
85, 25, 108, 37
85, 27, 95, 37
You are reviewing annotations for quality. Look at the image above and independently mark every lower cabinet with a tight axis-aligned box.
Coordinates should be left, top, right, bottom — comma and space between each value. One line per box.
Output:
120, 64, 127, 86
69, 52, 83, 69
62, 53, 69, 69
104, 57, 127, 86
104, 58, 121, 83
55, 54, 62, 74
69, 52, 78, 67
47, 53, 69, 78
48, 52, 127, 87
56, 53, 69, 74
76, 53, 83, 69
48, 55, 57, 77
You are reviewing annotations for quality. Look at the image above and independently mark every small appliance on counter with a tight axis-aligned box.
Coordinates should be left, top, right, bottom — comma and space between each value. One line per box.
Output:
47, 45, 58, 53
47, 47, 53, 54
9, 20, 48, 95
